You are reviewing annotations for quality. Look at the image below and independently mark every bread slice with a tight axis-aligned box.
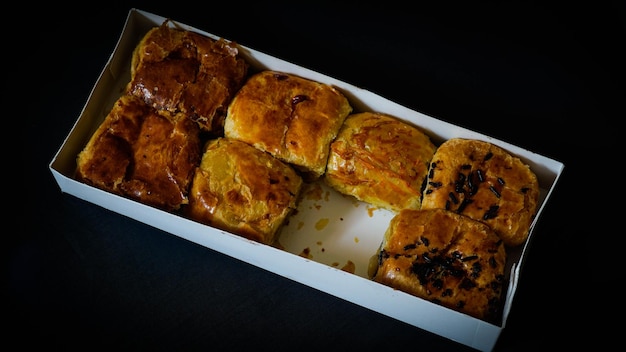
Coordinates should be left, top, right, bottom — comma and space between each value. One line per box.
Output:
371, 208, 507, 323
186, 137, 303, 245
127, 21, 248, 134
224, 70, 352, 181
75, 94, 202, 211
324, 112, 436, 212
420, 138, 540, 247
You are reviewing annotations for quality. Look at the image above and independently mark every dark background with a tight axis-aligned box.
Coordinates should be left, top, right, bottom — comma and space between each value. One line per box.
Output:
10, 1, 624, 350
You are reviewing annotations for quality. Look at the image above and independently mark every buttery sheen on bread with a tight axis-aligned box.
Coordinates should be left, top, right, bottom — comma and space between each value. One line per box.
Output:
224, 70, 352, 181
420, 138, 540, 247
187, 137, 303, 245
128, 20, 248, 134
76, 21, 251, 211
371, 208, 507, 323
75, 94, 201, 211
325, 112, 437, 212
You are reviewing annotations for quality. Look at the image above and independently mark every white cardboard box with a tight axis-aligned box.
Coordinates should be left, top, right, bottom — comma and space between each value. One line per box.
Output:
49, 8, 564, 351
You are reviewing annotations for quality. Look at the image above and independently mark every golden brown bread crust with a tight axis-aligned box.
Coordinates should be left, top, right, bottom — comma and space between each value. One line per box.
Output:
371, 208, 507, 323
224, 70, 352, 181
324, 112, 436, 212
75, 94, 201, 211
420, 138, 540, 247
186, 137, 303, 245
128, 21, 249, 134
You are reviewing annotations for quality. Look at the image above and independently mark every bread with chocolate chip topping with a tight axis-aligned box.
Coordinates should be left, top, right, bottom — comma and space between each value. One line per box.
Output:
371, 208, 507, 323
420, 138, 540, 247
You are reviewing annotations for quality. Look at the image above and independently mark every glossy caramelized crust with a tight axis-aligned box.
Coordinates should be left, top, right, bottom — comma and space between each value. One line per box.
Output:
127, 21, 248, 134
187, 137, 303, 245
420, 138, 540, 247
224, 70, 352, 181
371, 208, 507, 323
75, 95, 201, 211
324, 112, 436, 212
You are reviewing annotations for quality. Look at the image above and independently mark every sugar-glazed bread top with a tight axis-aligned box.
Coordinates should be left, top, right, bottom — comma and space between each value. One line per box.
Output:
128, 21, 248, 134
186, 137, 303, 245
325, 112, 437, 212
75, 94, 201, 211
224, 70, 352, 181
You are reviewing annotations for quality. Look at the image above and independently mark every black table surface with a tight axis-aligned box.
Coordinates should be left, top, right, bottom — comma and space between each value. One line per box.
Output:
11, 2, 623, 350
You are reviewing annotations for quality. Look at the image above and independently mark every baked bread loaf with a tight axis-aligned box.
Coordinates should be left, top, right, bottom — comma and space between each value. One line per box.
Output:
224, 70, 352, 181
371, 208, 507, 323
77, 21, 250, 211
75, 94, 201, 211
186, 137, 304, 245
420, 138, 540, 247
127, 20, 248, 134
324, 112, 436, 212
